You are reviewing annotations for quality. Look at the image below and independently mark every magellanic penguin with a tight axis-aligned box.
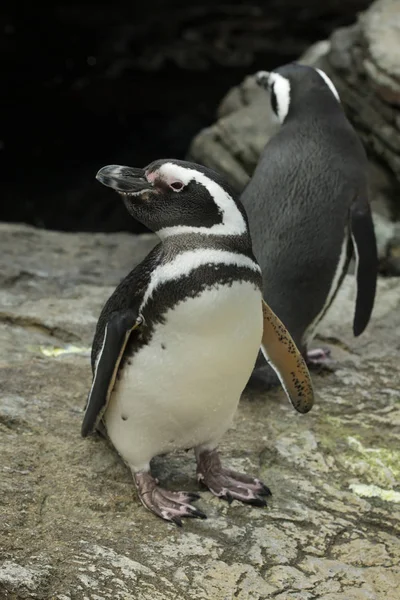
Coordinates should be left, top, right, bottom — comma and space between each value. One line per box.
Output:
82, 158, 314, 525
241, 62, 378, 377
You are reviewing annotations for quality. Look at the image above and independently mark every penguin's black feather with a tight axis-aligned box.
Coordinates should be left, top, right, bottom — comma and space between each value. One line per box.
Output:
82, 308, 143, 437
350, 194, 378, 336
82, 245, 163, 437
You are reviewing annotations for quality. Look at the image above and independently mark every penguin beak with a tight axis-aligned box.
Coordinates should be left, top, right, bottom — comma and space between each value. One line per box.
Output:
96, 165, 153, 195
255, 71, 271, 90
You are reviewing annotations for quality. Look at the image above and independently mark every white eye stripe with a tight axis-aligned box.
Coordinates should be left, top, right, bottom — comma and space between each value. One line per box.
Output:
315, 68, 340, 102
153, 162, 247, 239
267, 73, 290, 123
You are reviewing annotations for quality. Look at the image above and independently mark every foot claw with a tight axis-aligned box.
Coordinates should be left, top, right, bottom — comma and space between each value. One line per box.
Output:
223, 490, 234, 505
187, 507, 207, 520
257, 481, 272, 496
186, 492, 201, 501
247, 495, 267, 507
171, 516, 183, 527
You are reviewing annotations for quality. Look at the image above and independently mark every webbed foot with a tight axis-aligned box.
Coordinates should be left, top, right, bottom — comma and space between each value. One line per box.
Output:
306, 347, 334, 370
134, 471, 206, 526
195, 448, 271, 507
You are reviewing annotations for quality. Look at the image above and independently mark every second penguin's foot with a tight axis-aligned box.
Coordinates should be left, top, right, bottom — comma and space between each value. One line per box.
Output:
134, 471, 207, 527
195, 447, 271, 506
306, 347, 334, 369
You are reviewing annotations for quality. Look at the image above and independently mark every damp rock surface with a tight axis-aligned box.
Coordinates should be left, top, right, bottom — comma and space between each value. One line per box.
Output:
1, 223, 400, 600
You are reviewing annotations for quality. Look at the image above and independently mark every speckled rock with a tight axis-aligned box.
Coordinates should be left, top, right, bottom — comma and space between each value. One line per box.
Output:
1, 223, 400, 600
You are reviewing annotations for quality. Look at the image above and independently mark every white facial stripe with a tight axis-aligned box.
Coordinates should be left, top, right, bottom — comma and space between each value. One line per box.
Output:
150, 168, 182, 188
153, 163, 247, 239
140, 248, 261, 309
315, 68, 340, 102
269, 72, 291, 123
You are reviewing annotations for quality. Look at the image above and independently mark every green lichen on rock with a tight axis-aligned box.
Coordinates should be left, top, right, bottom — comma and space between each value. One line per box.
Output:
316, 419, 400, 488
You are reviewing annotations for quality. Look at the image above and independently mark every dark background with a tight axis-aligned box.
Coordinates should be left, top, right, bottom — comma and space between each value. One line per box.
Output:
0, 1, 372, 233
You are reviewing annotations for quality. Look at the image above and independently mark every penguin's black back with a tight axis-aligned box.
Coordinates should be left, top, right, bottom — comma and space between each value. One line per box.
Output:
241, 106, 368, 348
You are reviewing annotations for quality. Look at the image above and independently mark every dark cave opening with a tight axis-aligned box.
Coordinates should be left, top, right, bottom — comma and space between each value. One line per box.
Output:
0, 1, 372, 233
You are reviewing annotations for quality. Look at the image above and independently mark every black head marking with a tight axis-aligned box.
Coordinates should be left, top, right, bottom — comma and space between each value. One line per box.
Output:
96, 158, 249, 239
256, 63, 341, 123
270, 84, 278, 118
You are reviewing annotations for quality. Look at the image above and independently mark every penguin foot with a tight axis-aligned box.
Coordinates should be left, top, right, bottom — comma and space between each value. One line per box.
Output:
307, 347, 331, 361
133, 471, 207, 526
306, 347, 333, 368
195, 448, 271, 507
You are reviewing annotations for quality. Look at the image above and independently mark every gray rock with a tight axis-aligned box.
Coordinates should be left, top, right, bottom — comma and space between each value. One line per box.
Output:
1, 223, 400, 599
383, 224, 400, 275
320, 0, 400, 211
372, 212, 395, 262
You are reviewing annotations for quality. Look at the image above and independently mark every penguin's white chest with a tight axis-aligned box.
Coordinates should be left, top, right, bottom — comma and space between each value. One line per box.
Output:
104, 280, 263, 471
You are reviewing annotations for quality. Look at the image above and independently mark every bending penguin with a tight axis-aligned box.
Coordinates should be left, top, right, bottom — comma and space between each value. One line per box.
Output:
82, 158, 314, 525
241, 62, 378, 382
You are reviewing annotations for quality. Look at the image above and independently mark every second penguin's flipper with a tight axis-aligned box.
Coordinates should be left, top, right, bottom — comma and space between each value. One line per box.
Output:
350, 195, 378, 337
260, 300, 314, 414
81, 309, 143, 437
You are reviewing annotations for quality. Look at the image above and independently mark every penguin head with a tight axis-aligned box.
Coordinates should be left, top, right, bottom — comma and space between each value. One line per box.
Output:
96, 159, 247, 239
255, 63, 340, 124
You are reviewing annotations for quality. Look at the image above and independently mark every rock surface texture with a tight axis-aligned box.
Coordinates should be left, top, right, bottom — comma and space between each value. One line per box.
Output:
322, 0, 400, 198
188, 0, 400, 272
0, 222, 399, 599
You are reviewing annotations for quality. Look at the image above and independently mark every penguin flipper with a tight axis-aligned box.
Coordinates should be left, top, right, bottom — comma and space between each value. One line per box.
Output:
350, 195, 378, 336
81, 309, 143, 437
260, 300, 314, 414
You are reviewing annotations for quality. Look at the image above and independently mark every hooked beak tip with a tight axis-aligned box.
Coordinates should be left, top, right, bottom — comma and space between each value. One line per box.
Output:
95, 165, 124, 185
95, 164, 150, 194
95, 168, 105, 181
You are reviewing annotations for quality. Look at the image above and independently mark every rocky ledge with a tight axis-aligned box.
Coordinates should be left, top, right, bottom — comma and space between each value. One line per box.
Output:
1, 222, 400, 600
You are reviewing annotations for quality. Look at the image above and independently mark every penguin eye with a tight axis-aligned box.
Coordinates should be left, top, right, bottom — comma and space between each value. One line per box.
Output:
170, 181, 184, 191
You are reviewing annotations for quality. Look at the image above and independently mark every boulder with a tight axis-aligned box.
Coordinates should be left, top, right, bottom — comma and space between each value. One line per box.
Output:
1, 222, 400, 599
322, 0, 400, 189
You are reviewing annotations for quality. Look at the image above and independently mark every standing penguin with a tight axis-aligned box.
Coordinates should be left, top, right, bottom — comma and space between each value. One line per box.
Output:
82, 158, 314, 525
241, 63, 378, 378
